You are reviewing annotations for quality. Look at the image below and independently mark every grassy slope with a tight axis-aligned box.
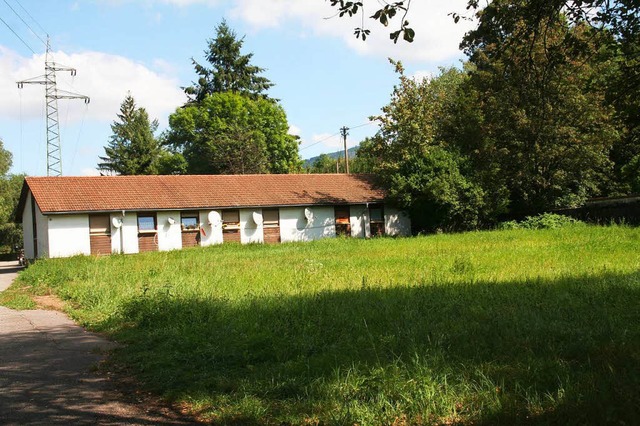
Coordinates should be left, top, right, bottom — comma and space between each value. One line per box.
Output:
4, 226, 640, 425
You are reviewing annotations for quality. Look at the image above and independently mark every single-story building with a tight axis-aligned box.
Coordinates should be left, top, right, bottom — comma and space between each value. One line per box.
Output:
16, 174, 411, 259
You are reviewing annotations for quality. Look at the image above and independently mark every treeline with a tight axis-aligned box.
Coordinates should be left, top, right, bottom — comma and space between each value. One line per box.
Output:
98, 21, 302, 176
0, 140, 24, 252
97, 5, 639, 234
353, 1, 640, 232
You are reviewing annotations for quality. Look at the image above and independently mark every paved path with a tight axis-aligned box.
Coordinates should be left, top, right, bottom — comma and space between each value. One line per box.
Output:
0, 261, 196, 425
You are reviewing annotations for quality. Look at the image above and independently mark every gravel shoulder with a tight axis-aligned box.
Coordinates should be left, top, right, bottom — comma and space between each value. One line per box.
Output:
0, 260, 197, 425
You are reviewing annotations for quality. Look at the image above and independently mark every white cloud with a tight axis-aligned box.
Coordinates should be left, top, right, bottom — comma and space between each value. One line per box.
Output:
411, 70, 433, 82
228, 0, 326, 30
288, 124, 301, 136
81, 167, 101, 176
159, 0, 217, 5
152, 58, 180, 77
0, 46, 186, 127
229, 0, 476, 63
96, 0, 475, 63
312, 132, 342, 149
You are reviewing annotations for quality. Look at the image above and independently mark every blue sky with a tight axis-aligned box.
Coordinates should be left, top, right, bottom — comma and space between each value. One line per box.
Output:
0, 0, 475, 176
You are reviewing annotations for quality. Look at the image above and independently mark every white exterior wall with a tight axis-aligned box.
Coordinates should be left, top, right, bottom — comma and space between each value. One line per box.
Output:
110, 213, 122, 254
156, 211, 182, 251
350, 204, 369, 239
22, 195, 35, 259
35, 203, 49, 258
114, 212, 139, 254
20, 202, 411, 259
240, 209, 263, 244
385, 206, 412, 236
48, 214, 91, 258
199, 210, 223, 246
280, 206, 335, 242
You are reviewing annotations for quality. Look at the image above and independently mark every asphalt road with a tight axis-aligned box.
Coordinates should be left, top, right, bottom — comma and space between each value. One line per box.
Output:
0, 260, 196, 425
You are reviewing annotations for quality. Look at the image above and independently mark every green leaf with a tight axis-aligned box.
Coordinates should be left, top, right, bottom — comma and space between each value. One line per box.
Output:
403, 28, 415, 43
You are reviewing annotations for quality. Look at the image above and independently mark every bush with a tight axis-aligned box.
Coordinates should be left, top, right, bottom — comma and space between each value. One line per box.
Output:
500, 213, 583, 230
388, 147, 488, 233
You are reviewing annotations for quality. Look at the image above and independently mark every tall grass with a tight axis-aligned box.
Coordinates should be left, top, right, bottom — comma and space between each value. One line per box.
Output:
7, 225, 640, 424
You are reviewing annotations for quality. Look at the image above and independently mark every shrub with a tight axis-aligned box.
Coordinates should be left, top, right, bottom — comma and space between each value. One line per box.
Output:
499, 213, 583, 230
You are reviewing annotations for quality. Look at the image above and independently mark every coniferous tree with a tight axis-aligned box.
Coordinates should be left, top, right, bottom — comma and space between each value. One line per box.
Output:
184, 20, 274, 103
168, 22, 300, 175
98, 94, 161, 175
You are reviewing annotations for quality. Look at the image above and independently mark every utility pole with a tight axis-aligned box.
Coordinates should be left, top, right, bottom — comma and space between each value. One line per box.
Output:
17, 36, 90, 176
340, 126, 350, 174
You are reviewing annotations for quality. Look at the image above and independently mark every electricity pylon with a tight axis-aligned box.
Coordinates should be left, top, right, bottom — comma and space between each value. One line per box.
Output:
17, 36, 90, 176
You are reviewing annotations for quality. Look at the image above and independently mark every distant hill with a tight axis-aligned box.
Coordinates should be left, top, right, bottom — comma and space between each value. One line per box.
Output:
303, 146, 358, 168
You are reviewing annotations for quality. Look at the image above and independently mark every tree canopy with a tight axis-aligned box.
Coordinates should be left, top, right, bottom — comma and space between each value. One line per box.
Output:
344, 0, 640, 233
0, 138, 11, 176
466, 19, 617, 214
168, 22, 300, 175
0, 140, 24, 250
331, 1, 639, 46
184, 20, 274, 103
359, 64, 490, 232
166, 92, 301, 175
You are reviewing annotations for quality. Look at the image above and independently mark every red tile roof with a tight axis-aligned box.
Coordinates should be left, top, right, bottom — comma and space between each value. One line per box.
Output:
21, 174, 386, 215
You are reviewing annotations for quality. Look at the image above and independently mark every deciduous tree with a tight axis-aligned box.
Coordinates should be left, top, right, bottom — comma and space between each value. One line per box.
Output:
0, 140, 23, 250
361, 63, 491, 232
465, 13, 619, 214
166, 92, 301, 175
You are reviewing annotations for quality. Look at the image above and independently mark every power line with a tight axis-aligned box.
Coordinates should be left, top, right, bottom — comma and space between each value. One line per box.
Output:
3, 0, 47, 47
298, 121, 375, 152
13, 0, 47, 36
299, 131, 341, 151
0, 15, 35, 54
349, 121, 375, 130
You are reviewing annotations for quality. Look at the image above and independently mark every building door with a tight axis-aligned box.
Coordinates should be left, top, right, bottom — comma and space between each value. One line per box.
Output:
262, 208, 280, 243
335, 206, 351, 236
369, 204, 385, 237
89, 214, 111, 255
137, 214, 158, 252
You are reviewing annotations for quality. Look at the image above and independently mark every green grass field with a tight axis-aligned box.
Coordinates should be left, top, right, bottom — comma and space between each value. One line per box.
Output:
3, 225, 640, 424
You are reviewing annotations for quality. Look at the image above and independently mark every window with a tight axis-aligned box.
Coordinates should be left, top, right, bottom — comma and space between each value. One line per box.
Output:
335, 206, 350, 225
181, 213, 199, 231
137, 214, 156, 232
222, 210, 240, 230
369, 204, 385, 237
263, 209, 279, 228
89, 214, 110, 235
369, 205, 383, 223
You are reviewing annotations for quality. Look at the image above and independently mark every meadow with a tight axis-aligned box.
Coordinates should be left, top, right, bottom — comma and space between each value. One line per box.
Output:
3, 225, 640, 424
